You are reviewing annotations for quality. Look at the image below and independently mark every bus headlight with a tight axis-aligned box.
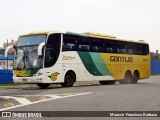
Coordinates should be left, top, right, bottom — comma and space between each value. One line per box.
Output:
33, 72, 43, 76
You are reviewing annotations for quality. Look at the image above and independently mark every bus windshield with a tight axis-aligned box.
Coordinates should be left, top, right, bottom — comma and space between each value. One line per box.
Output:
17, 35, 46, 46
14, 35, 46, 69
14, 33, 61, 70
14, 46, 43, 69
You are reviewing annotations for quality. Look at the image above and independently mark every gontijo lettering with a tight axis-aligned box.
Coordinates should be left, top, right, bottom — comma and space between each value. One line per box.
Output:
110, 56, 133, 62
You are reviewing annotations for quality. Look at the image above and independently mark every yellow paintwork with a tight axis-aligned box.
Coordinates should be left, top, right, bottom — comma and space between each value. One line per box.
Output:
14, 70, 31, 77
100, 53, 150, 80
51, 72, 60, 81
83, 32, 117, 38
19, 30, 60, 37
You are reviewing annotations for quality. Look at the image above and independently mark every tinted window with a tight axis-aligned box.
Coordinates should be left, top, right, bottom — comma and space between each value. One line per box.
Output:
136, 44, 149, 55
105, 40, 116, 53
127, 42, 136, 54
45, 34, 61, 67
62, 35, 77, 51
62, 33, 149, 55
17, 35, 46, 46
78, 37, 90, 51
91, 38, 104, 52
117, 42, 127, 54
142, 44, 149, 55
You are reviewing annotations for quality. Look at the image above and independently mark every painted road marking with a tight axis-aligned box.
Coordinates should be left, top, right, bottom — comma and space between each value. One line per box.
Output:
4, 103, 14, 107
1, 96, 31, 105
0, 92, 92, 111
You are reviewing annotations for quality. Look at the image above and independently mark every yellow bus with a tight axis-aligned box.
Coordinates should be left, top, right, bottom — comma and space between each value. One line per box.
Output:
5, 31, 150, 88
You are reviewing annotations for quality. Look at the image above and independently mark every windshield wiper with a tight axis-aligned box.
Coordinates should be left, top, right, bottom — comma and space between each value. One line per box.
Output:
16, 48, 33, 69
25, 50, 33, 69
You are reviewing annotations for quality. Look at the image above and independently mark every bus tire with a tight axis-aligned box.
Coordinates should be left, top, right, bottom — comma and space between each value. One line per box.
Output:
37, 83, 50, 89
61, 71, 75, 87
99, 80, 116, 85
119, 71, 133, 84
132, 71, 139, 84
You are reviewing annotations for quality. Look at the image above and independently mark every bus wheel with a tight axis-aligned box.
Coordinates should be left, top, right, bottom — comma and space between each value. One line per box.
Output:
99, 81, 116, 85
119, 71, 133, 84
132, 72, 139, 84
37, 83, 50, 89
61, 72, 75, 87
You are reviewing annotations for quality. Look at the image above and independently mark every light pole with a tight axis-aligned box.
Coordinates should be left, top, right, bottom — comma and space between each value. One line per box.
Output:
7, 39, 8, 70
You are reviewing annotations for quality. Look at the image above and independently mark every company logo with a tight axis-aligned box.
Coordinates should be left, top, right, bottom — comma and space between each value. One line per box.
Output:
2, 112, 11, 117
62, 55, 76, 60
51, 72, 60, 81
110, 56, 133, 62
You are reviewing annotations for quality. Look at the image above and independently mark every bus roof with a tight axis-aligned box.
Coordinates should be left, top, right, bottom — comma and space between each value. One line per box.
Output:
19, 30, 60, 37
82, 32, 148, 44
83, 32, 117, 39
19, 30, 148, 44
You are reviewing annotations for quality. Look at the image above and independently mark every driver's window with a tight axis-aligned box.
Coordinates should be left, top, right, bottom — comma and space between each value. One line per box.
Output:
45, 48, 54, 67
44, 33, 61, 68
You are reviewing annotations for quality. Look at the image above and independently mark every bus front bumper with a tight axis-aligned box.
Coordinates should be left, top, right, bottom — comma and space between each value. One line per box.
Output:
13, 76, 44, 84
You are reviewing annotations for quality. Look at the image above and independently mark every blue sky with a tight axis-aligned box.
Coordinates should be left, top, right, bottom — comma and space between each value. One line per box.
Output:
0, 0, 160, 52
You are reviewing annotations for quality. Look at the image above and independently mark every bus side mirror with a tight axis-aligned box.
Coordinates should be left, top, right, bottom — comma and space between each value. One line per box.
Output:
38, 42, 45, 56
5, 45, 13, 57
13, 45, 17, 50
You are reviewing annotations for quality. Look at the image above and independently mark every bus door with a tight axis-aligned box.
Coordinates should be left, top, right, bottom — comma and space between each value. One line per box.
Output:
43, 34, 62, 83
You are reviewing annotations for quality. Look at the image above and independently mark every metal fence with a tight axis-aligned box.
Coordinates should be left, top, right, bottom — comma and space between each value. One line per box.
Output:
0, 70, 13, 84
151, 60, 160, 75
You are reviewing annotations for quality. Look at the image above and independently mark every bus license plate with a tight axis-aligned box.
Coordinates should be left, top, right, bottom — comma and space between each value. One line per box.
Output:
22, 79, 27, 82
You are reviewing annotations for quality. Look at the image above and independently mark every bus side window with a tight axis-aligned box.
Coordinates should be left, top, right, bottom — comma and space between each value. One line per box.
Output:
79, 45, 89, 51
127, 43, 135, 54
106, 47, 113, 53
136, 44, 149, 55
136, 44, 143, 55
117, 42, 127, 54
63, 35, 77, 51
45, 48, 54, 67
45, 33, 61, 67
91, 38, 104, 52
78, 37, 90, 52
142, 44, 149, 55
63, 44, 76, 51
105, 40, 116, 53
128, 49, 134, 54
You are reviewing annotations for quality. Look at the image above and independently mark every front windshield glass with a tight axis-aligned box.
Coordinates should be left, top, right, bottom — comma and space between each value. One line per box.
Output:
14, 46, 43, 69
17, 35, 46, 46
14, 33, 61, 70
14, 34, 46, 69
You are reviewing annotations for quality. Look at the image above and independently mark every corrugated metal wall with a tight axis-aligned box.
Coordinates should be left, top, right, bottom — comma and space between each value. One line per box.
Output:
151, 60, 160, 75
0, 70, 13, 84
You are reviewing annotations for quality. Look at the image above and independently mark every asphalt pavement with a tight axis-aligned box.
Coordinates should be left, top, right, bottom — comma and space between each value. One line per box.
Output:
0, 76, 160, 120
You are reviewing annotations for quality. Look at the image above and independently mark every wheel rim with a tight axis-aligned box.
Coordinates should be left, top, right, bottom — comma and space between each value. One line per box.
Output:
65, 75, 73, 85
125, 75, 132, 84
127, 77, 132, 84
132, 74, 138, 83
